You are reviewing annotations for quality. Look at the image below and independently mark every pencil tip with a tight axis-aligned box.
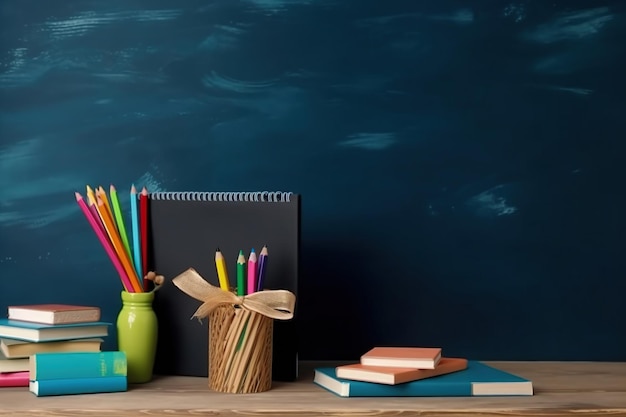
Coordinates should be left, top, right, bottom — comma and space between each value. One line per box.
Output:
110, 184, 116, 191
131, 185, 137, 193
74, 192, 82, 200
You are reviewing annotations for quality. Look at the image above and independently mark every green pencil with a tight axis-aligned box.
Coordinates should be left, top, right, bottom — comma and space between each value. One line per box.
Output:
237, 250, 246, 296
109, 185, 132, 261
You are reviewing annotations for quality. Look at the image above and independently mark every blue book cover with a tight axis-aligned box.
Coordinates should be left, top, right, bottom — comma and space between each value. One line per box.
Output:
314, 361, 533, 397
31, 351, 127, 380
29, 376, 127, 396
0, 319, 110, 342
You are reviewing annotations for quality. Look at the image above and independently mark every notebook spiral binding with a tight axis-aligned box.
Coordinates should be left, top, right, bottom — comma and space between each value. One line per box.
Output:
149, 191, 294, 203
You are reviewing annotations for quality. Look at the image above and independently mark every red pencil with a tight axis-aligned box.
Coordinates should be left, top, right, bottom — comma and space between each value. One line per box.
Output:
140, 187, 149, 291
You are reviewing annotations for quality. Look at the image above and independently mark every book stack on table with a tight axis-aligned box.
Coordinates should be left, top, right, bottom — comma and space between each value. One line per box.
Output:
314, 347, 533, 397
0, 304, 126, 396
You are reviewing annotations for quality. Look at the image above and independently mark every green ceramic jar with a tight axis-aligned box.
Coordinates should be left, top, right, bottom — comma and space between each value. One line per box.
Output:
117, 291, 158, 383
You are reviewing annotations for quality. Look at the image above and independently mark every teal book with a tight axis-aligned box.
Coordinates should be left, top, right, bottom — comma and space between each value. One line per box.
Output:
0, 319, 110, 342
29, 376, 127, 396
31, 351, 127, 380
314, 361, 533, 397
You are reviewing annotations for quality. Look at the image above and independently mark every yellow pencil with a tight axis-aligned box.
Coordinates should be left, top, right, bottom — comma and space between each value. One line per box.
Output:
97, 197, 142, 293
86, 185, 97, 206
215, 248, 230, 291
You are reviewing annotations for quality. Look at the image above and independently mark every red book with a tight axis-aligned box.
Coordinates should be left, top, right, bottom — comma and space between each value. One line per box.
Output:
0, 371, 29, 388
8, 304, 101, 325
140, 187, 149, 290
336, 357, 468, 385
361, 347, 442, 369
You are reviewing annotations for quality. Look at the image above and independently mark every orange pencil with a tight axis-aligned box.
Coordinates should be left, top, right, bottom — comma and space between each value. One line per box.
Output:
140, 187, 149, 291
97, 196, 142, 293
97, 186, 116, 231
94, 193, 117, 245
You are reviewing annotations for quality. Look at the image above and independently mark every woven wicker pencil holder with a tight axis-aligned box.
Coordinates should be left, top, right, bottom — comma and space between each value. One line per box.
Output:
171, 268, 295, 394
208, 305, 273, 393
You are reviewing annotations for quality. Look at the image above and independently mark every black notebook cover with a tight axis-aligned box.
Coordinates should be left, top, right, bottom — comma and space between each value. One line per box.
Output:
148, 191, 300, 381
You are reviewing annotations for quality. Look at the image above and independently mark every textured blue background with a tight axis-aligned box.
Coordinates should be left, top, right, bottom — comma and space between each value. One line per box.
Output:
1, 0, 625, 360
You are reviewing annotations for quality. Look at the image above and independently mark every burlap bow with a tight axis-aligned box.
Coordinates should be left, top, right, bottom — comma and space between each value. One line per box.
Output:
172, 268, 296, 320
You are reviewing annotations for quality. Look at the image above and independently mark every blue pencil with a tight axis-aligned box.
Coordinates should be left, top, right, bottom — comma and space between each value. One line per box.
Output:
130, 185, 142, 279
256, 245, 268, 292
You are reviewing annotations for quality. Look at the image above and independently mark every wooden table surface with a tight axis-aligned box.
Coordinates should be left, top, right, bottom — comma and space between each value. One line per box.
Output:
1, 361, 625, 416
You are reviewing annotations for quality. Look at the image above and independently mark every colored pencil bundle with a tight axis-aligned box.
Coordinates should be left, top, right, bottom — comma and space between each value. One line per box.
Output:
74, 185, 150, 292
214, 246, 268, 296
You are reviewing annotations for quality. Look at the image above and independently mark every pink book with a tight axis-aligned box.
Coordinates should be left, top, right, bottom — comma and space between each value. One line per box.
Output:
8, 304, 101, 325
361, 347, 442, 369
0, 371, 29, 388
337, 357, 468, 385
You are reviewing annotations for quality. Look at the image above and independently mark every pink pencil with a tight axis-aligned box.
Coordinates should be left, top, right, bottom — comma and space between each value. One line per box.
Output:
88, 201, 106, 234
247, 248, 257, 295
75, 192, 134, 292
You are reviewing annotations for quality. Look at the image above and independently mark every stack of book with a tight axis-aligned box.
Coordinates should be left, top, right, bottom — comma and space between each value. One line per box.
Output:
0, 304, 126, 395
314, 346, 533, 397
29, 351, 127, 396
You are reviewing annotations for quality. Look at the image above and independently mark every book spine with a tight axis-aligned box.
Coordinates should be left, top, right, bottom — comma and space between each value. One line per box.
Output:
350, 380, 471, 397
30, 376, 127, 396
2, 339, 102, 359
0, 372, 29, 387
32, 351, 127, 380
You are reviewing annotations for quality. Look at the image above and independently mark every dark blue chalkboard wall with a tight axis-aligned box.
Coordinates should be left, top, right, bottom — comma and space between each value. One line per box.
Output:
1, 1, 625, 361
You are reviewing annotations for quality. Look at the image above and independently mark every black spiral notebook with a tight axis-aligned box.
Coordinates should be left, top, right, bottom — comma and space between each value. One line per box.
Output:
148, 191, 300, 381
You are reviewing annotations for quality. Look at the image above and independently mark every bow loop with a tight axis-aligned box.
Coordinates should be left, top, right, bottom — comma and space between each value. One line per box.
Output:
172, 268, 295, 320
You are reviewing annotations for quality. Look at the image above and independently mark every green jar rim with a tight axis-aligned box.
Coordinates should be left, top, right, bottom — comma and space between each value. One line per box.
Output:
121, 290, 155, 302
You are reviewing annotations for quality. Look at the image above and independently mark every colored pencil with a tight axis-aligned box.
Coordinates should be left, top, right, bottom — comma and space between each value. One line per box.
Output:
93, 193, 119, 250
97, 197, 142, 293
140, 187, 149, 291
130, 185, 142, 280
237, 250, 246, 296
256, 245, 268, 292
109, 185, 132, 260
88, 201, 106, 234
247, 248, 257, 295
86, 186, 97, 206
215, 248, 230, 291
97, 186, 116, 232
75, 192, 133, 292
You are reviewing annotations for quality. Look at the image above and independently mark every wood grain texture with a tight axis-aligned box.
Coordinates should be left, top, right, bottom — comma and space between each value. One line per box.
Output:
1, 361, 625, 417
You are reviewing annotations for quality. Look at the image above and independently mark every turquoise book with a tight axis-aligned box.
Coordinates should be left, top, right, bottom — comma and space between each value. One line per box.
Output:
31, 351, 127, 380
0, 319, 110, 342
314, 361, 533, 397
29, 376, 127, 396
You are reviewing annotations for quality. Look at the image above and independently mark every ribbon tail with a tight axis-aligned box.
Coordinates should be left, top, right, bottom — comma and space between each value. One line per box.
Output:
244, 290, 296, 320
